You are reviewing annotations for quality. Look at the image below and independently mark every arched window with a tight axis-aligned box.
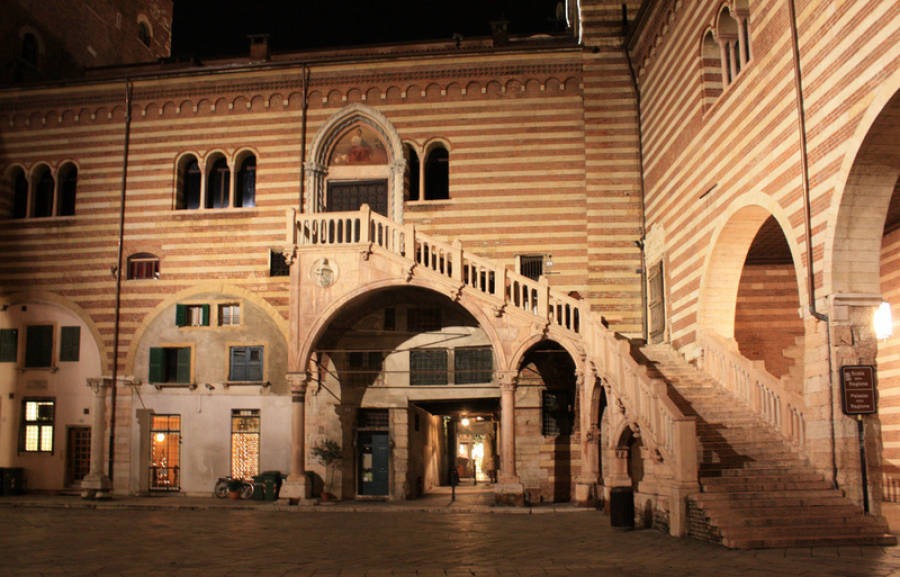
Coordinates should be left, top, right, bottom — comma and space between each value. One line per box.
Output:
701, 30, 723, 110
717, 7, 741, 85
424, 144, 449, 200
58, 163, 77, 216
404, 143, 420, 201
176, 155, 201, 210
12, 168, 28, 219
734, 0, 752, 65
32, 165, 53, 217
138, 21, 152, 47
127, 252, 159, 280
206, 156, 230, 209
21, 33, 38, 67
235, 154, 256, 208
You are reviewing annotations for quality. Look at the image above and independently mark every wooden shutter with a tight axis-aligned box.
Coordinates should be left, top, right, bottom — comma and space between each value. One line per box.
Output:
0, 328, 17, 363
60, 326, 80, 362
175, 304, 187, 327
25, 325, 53, 368
201, 304, 210, 327
176, 347, 191, 383
148, 347, 164, 383
248, 347, 263, 381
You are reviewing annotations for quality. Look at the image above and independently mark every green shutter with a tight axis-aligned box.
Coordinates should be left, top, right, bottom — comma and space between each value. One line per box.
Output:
176, 347, 191, 383
201, 304, 210, 326
0, 329, 17, 363
59, 326, 80, 362
175, 304, 187, 327
149, 347, 164, 383
25, 325, 53, 368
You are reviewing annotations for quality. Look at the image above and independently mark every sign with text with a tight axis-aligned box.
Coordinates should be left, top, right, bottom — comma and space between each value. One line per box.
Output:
840, 365, 877, 415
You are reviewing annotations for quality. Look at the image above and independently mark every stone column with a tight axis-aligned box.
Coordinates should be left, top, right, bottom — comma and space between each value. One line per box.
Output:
573, 367, 596, 505
81, 378, 112, 499
495, 371, 523, 505
280, 372, 311, 501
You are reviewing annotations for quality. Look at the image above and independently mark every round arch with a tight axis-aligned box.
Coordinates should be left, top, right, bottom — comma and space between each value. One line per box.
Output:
295, 279, 507, 377
507, 332, 584, 375
698, 198, 806, 339
827, 77, 900, 297
124, 282, 289, 375
305, 104, 406, 222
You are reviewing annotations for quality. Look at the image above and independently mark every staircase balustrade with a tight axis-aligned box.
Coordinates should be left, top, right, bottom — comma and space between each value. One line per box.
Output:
695, 330, 806, 449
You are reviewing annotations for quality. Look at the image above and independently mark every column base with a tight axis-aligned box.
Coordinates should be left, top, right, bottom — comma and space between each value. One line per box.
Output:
574, 481, 598, 507
280, 473, 311, 503
80, 473, 112, 500
493, 481, 524, 506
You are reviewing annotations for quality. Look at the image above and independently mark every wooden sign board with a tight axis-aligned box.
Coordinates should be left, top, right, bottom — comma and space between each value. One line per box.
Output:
840, 365, 877, 415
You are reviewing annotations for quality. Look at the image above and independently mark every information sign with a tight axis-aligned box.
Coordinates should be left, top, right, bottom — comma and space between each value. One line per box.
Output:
840, 365, 877, 415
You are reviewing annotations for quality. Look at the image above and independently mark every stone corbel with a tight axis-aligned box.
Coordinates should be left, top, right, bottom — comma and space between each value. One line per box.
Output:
533, 320, 551, 337
450, 283, 466, 302
629, 422, 641, 438
360, 242, 374, 261
492, 303, 507, 318
652, 448, 663, 463
616, 398, 626, 414
282, 245, 298, 267
405, 262, 416, 282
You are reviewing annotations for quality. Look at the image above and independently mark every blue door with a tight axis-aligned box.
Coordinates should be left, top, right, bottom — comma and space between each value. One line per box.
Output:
358, 431, 389, 495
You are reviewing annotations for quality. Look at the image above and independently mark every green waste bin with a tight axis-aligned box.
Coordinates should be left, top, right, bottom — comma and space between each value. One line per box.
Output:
1, 468, 25, 496
255, 470, 283, 501
251, 478, 265, 500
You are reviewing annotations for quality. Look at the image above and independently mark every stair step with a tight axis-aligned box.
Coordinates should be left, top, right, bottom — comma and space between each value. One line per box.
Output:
701, 479, 832, 492
723, 533, 897, 549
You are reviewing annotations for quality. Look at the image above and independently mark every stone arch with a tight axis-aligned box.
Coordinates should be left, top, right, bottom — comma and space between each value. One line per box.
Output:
295, 279, 507, 376
828, 78, 900, 297
698, 199, 805, 340
507, 332, 584, 375
3, 290, 109, 374
305, 104, 406, 222
124, 282, 288, 376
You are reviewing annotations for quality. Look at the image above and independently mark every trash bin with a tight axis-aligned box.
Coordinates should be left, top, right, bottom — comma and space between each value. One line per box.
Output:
256, 471, 283, 501
609, 486, 634, 528
251, 478, 265, 501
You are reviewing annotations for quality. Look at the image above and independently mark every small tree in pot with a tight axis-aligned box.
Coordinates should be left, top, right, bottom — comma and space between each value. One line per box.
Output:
311, 439, 342, 500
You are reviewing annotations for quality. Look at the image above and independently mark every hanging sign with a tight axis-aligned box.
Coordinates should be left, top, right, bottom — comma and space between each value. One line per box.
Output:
840, 365, 877, 415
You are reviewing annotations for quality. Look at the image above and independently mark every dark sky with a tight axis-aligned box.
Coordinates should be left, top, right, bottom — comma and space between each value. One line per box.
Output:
171, 0, 564, 58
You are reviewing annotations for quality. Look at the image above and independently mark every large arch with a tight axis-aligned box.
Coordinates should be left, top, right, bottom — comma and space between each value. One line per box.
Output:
305, 104, 407, 222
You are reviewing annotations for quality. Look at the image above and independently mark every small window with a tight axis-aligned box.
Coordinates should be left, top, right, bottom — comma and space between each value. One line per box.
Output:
424, 145, 449, 200
59, 326, 80, 362
58, 164, 77, 216
269, 250, 290, 277
648, 260, 665, 344
454, 347, 493, 384
25, 325, 53, 368
407, 308, 441, 332
0, 328, 18, 362
176, 155, 201, 210
542, 390, 573, 436
229, 346, 263, 382
235, 155, 256, 208
149, 347, 191, 383
410, 349, 447, 385
12, 168, 28, 219
127, 253, 159, 280
405, 143, 420, 201
206, 157, 230, 209
219, 304, 241, 326
20, 399, 54, 453
138, 20, 152, 47
32, 166, 54, 218
231, 409, 260, 479
519, 255, 544, 281
175, 304, 209, 327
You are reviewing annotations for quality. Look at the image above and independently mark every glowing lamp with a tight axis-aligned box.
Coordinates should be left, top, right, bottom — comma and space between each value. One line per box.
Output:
460, 417, 470, 427
154, 433, 166, 443
875, 301, 893, 340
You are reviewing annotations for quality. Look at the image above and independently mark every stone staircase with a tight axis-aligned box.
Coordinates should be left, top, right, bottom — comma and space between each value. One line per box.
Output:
641, 344, 896, 549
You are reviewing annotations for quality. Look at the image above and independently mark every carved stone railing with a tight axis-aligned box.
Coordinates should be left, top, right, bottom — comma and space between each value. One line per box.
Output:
695, 330, 806, 449
290, 205, 584, 335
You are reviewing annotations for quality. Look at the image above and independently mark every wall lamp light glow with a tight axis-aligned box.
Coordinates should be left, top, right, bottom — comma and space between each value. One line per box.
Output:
875, 301, 893, 340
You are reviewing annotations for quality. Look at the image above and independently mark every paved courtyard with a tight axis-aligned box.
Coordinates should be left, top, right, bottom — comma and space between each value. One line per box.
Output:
3, 498, 900, 577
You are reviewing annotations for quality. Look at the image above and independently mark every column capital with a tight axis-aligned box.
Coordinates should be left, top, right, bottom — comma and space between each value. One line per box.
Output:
86, 377, 110, 395
286, 372, 310, 399
496, 371, 518, 391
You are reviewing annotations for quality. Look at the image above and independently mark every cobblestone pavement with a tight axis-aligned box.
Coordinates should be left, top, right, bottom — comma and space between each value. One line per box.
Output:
3, 500, 900, 577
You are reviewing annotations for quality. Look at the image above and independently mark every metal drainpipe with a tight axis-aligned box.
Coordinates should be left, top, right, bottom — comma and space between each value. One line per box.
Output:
787, 0, 838, 488
108, 80, 132, 481
299, 65, 309, 209
622, 4, 649, 343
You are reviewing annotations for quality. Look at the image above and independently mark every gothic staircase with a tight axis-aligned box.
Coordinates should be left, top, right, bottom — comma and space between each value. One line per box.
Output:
641, 344, 896, 549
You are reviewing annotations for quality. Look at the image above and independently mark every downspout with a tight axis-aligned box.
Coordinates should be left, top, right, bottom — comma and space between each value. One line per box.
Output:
622, 4, 649, 342
299, 65, 309, 209
787, 0, 838, 488
108, 79, 133, 481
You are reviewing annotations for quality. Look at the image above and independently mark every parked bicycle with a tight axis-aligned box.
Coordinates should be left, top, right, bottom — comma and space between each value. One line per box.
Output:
214, 476, 254, 499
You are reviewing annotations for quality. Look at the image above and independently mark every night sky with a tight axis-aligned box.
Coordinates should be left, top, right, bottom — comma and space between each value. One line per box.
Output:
171, 0, 565, 58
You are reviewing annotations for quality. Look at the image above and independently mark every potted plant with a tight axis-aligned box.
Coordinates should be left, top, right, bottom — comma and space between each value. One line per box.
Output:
226, 477, 244, 500
311, 439, 342, 500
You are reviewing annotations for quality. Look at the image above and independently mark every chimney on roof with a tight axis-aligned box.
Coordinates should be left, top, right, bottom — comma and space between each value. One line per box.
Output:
490, 17, 510, 46
248, 34, 270, 61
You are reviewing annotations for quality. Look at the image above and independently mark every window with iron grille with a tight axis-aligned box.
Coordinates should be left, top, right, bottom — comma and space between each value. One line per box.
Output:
407, 308, 441, 332
59, 326, 80, 362
519, 254, 544, 281
127, 253, 159, 280
270, 250, 290, 277
229, 346, 263, 382
357, 408, 389, 429
542, 390, 573, 436
25, 325, 52, 368
20, 398, 54, 453
150, 414, 180, 491
231, 409, 260, 480
454, 347, 493, 384
410, 349, 448, 385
